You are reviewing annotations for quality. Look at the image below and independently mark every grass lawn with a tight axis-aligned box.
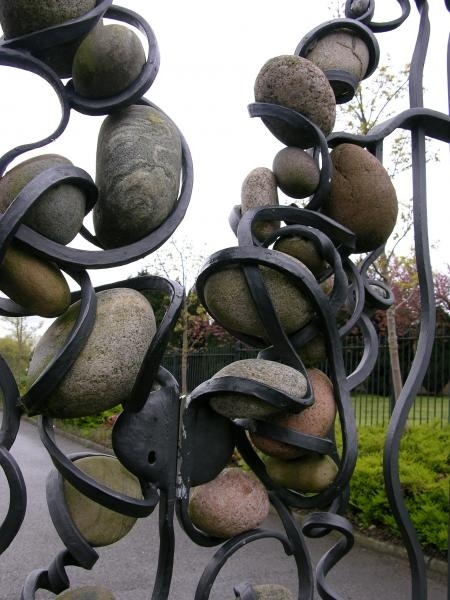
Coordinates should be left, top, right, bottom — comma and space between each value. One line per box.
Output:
351, 394, 449, 427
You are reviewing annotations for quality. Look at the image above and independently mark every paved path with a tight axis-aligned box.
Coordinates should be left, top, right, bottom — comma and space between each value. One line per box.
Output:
0, 420, 447, 599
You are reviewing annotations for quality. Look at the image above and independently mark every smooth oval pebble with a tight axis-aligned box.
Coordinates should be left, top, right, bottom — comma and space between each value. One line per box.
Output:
241, 167, 280, 241
0, 244, 71, 317
26, 288, 156, 417
266, 454, 338, 493
273, 147, 320, 199
63, 455, 142, 547
323, 144, 398, 252
56, 587, 115, 600
250, 368, 336, 459
94, 105, 181, 248
274, 236, 327, 276
188, 468, 269, 538
209, 358, 307, 419
0, 154, 87, 244
203, 261, 315, 342
254, 55, 336, 148
73, 23, 146, 99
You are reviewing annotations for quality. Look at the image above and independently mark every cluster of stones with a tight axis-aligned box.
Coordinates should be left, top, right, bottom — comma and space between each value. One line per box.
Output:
0, 3, 182, 397
189, 16, 398, 554
0, 5, 182, 596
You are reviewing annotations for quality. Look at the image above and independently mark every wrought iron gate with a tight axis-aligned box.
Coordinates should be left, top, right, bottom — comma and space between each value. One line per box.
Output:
0, 1, 448, 598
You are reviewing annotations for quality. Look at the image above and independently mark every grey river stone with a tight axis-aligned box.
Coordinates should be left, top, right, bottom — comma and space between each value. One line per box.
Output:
73, 24, 146, 99
0, 154, 86, 245
94, 105, 182, 248
27, 288, 156, 418
209, 358, 307, 419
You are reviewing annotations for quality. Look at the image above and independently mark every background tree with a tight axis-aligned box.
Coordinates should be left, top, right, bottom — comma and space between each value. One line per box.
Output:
0, 316, 41, 392
139, 236, 233, 395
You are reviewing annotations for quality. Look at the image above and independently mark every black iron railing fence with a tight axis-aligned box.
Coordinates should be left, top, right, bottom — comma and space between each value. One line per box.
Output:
162, 334, 450, 426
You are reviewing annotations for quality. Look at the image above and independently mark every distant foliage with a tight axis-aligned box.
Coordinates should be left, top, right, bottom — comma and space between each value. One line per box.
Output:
350, 424, 449, 555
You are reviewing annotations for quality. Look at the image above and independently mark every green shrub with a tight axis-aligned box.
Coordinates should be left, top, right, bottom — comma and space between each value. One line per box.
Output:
350, 424, 449, 555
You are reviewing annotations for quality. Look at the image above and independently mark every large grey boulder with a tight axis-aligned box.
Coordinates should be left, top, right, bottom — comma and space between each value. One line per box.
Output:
27, 288, 156, 417
94, 105, 182, 248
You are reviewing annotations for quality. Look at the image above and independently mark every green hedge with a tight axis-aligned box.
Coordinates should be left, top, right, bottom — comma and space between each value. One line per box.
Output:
350, 424, 449, 555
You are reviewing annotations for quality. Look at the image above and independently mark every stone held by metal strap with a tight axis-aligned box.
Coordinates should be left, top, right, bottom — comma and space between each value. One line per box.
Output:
254, 54, 336, 148
295, 18, 379, 104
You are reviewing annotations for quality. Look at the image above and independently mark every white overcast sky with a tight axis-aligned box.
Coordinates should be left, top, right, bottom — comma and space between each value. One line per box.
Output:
0, 0, 449, 301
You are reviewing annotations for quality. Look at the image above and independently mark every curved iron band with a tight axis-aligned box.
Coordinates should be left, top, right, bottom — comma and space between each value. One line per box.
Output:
328, 107, 450, 149
0, 48, 70, 175
260, 222, 350, 316
247, 103, 331, 209
15, 123, 194, 269
196, 244, 328, 353
0, 356, 21, 449
358, 246, 395, 312
65, 5, 160, 116
295, 19, 380, 81
0, 165, 97, 263
408, 0, 429, 110
193, 528, 297, 600
303, 512, 354, 600
346, 0, 411, 32
180, 374, 315, 536
384, 3, 435, 598
0, 0, 112, 53
235, 418, 334, 456
20, 268, 97, 416
197, 242, 347, 359
344, 311, 380, 391
21, 548, 90, 599
69, 275, 185, 413
0, 446, 27, 555
39, 419, 158, 517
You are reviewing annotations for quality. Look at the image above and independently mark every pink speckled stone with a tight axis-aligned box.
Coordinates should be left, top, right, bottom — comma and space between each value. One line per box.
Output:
250, 368, 336, 459
188, 468, 269, 538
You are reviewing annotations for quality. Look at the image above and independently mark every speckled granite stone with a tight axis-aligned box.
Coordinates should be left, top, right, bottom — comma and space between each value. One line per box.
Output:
209, 358, 307, 419
94, 105, 181, 248
254, 55, 336, 147
189, 468, 269, 538
27, 288, 156, 417
0, 0, 96, 38
241, 167, 280, 241
73, 24, 146, 99
306, 31, 370, 82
